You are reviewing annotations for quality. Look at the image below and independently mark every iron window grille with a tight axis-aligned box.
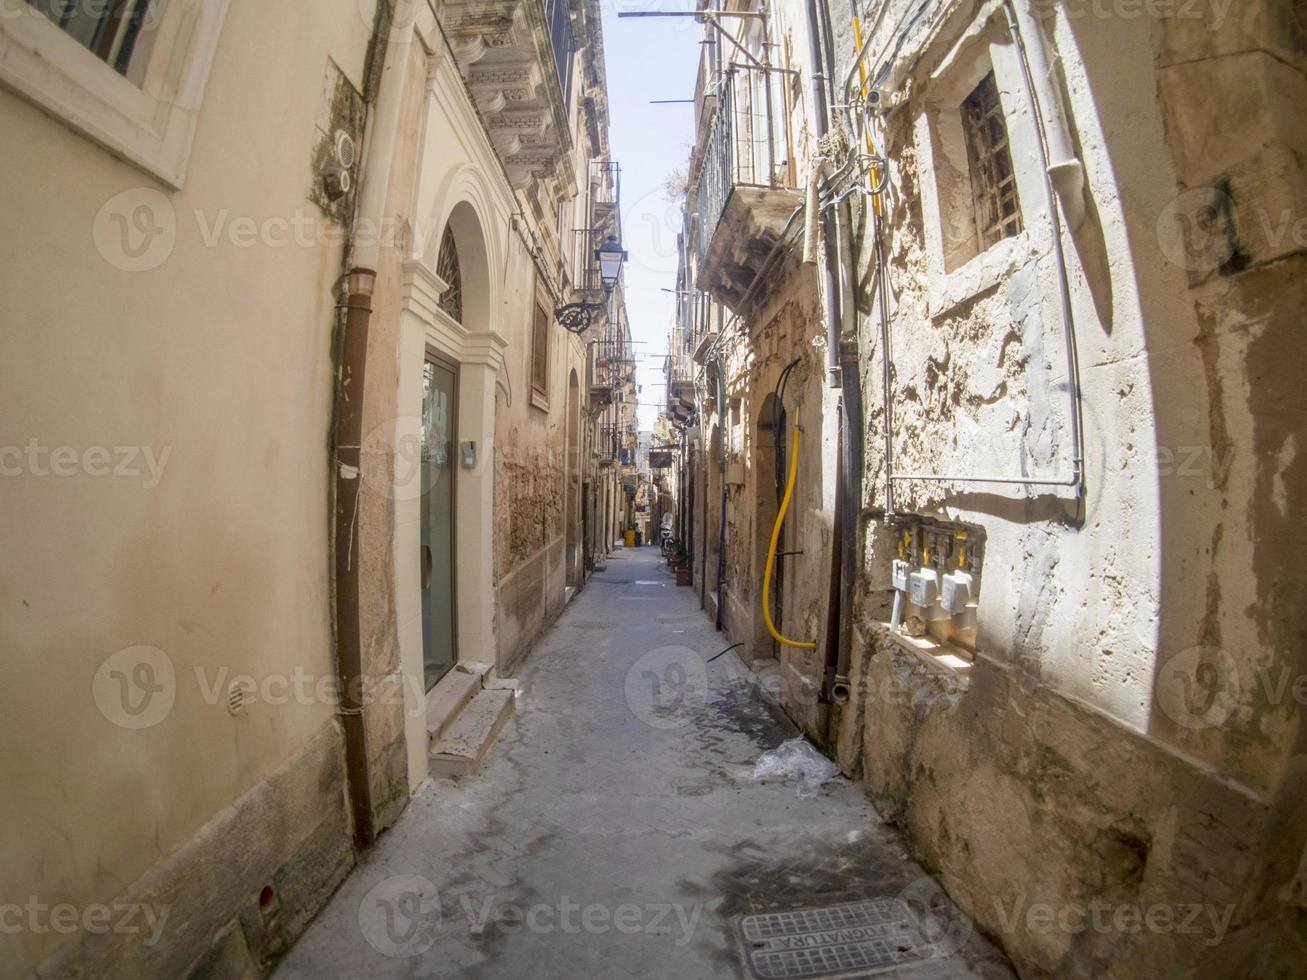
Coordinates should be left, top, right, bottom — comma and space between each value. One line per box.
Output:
436, 226, 463, 324
962, 71, 1023, 251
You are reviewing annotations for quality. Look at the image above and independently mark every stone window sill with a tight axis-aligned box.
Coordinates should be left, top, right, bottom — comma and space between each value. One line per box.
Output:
927, 232, 1031, 320
880, 624, 974, 685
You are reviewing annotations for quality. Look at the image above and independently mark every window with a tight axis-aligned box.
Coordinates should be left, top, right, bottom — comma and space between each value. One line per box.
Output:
436, 226, 463, 324
913, 39, 1033, 302
531, 299, 550, 403
0, 0, 232, 187
544, 0, 573, 104
27, 0, 158, 80
961, 72, 1022, 251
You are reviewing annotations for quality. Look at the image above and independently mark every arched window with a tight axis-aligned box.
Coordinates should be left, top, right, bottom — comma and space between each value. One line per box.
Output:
436, 225, 463, 324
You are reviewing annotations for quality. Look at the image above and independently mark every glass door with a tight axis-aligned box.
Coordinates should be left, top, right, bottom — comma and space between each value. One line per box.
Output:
420, 356, 458, 691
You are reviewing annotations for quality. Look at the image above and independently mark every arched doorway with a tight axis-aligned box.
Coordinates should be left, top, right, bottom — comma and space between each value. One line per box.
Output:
395, 191, 505, 790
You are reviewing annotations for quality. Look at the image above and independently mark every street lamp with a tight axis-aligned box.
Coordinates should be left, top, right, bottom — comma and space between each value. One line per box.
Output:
556, 235, 628, 334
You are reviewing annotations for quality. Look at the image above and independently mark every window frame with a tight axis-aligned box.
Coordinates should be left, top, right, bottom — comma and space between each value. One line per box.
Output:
961, 71, 1023, 254
912, 22, 1042, 317
529, 290, 551, 410
0, 0, 232, 188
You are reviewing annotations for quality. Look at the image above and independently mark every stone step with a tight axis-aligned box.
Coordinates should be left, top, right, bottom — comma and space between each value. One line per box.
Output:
429, 688, 516, 779
426, 669, 482, 744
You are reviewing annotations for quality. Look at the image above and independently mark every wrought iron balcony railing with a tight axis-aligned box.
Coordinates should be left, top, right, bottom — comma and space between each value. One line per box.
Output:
570, 159, 622, 292
695, 64, 797, 264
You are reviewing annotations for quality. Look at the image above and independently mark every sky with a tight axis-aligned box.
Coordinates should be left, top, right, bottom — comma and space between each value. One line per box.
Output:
600, 3, 704, 431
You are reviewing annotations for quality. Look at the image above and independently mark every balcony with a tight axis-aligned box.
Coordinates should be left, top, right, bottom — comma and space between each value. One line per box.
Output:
440, 0, 576, 192
694, 64, 800, 312
597, 423, 621, 466
570, 160, 621, 294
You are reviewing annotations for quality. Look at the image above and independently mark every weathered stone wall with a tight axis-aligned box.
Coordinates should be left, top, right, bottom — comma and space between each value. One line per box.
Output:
492, 372, 576, 672
705, 268, 839, 739
822, 0, 1306, 974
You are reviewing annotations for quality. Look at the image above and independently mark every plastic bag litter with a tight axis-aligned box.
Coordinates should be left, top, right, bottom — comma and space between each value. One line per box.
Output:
752, 737, 842, 799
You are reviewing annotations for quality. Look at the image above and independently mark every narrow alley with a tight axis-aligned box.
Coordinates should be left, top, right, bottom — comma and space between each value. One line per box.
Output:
3, 0, 1304, 977
276, 546, 1011, 980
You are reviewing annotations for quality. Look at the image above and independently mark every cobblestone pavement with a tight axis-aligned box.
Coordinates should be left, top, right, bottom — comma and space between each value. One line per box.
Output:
275, 547, 1014, 979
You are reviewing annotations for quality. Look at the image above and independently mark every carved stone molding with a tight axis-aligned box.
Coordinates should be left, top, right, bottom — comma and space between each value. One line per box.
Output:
439, 0, 575, 192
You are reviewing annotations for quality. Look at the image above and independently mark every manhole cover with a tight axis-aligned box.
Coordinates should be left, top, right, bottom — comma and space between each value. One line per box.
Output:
738, 898, 936, 979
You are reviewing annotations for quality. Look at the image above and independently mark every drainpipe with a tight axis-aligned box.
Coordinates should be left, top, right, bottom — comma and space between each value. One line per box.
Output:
1008, 0, 1085, 231
333, 271, 377, 849
804, 0, 841, 388
331, 0, 416, 849
832, 341, 862, 704
806, 0, 863, 706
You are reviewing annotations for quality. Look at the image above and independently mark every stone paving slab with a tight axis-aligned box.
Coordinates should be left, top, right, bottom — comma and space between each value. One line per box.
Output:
274, 548, 1014, 979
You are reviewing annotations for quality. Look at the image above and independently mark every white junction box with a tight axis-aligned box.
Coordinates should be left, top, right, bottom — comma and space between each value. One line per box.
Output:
891, 559, 910, 592
941, 570, 973, 613
909, 568, 938, 607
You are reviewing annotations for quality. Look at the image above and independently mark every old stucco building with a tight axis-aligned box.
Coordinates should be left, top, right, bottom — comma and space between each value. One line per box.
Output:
0, 0, 631, 975
666, 0, 1305, 976
2, 0, 1303, 977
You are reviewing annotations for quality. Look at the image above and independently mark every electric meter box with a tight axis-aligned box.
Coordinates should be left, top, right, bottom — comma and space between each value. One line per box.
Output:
909, 569, 938, 606
891, 559, 910, 592
941, 570, 973, 613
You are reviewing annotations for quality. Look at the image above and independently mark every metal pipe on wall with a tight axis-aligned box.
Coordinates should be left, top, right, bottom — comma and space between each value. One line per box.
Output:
804, 0, 842, 386
330, 0, 418, 850
871, 0, 1088, 503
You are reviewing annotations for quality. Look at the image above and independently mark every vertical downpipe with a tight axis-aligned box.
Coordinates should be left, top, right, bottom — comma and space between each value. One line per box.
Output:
333, 271, 378, 849
331, 0, 414, 849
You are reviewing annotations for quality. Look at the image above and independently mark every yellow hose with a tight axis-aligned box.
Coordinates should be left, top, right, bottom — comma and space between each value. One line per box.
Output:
762, 425, 816, 650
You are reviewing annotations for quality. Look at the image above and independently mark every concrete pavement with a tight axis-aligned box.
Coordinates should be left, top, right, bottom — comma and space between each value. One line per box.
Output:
274, 546, 1013, 979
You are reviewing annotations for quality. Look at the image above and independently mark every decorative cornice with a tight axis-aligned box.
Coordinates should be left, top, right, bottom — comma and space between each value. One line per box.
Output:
402, 259, 508, 373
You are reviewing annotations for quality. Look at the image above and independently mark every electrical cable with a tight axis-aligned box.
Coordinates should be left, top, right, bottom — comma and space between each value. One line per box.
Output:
706, 642, 744, 664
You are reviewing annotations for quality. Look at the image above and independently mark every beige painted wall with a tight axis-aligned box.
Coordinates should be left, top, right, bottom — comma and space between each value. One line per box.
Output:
0, 0, 378, 972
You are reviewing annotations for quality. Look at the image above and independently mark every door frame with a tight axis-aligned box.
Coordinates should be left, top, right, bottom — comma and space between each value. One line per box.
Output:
421, 347, 460, 692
